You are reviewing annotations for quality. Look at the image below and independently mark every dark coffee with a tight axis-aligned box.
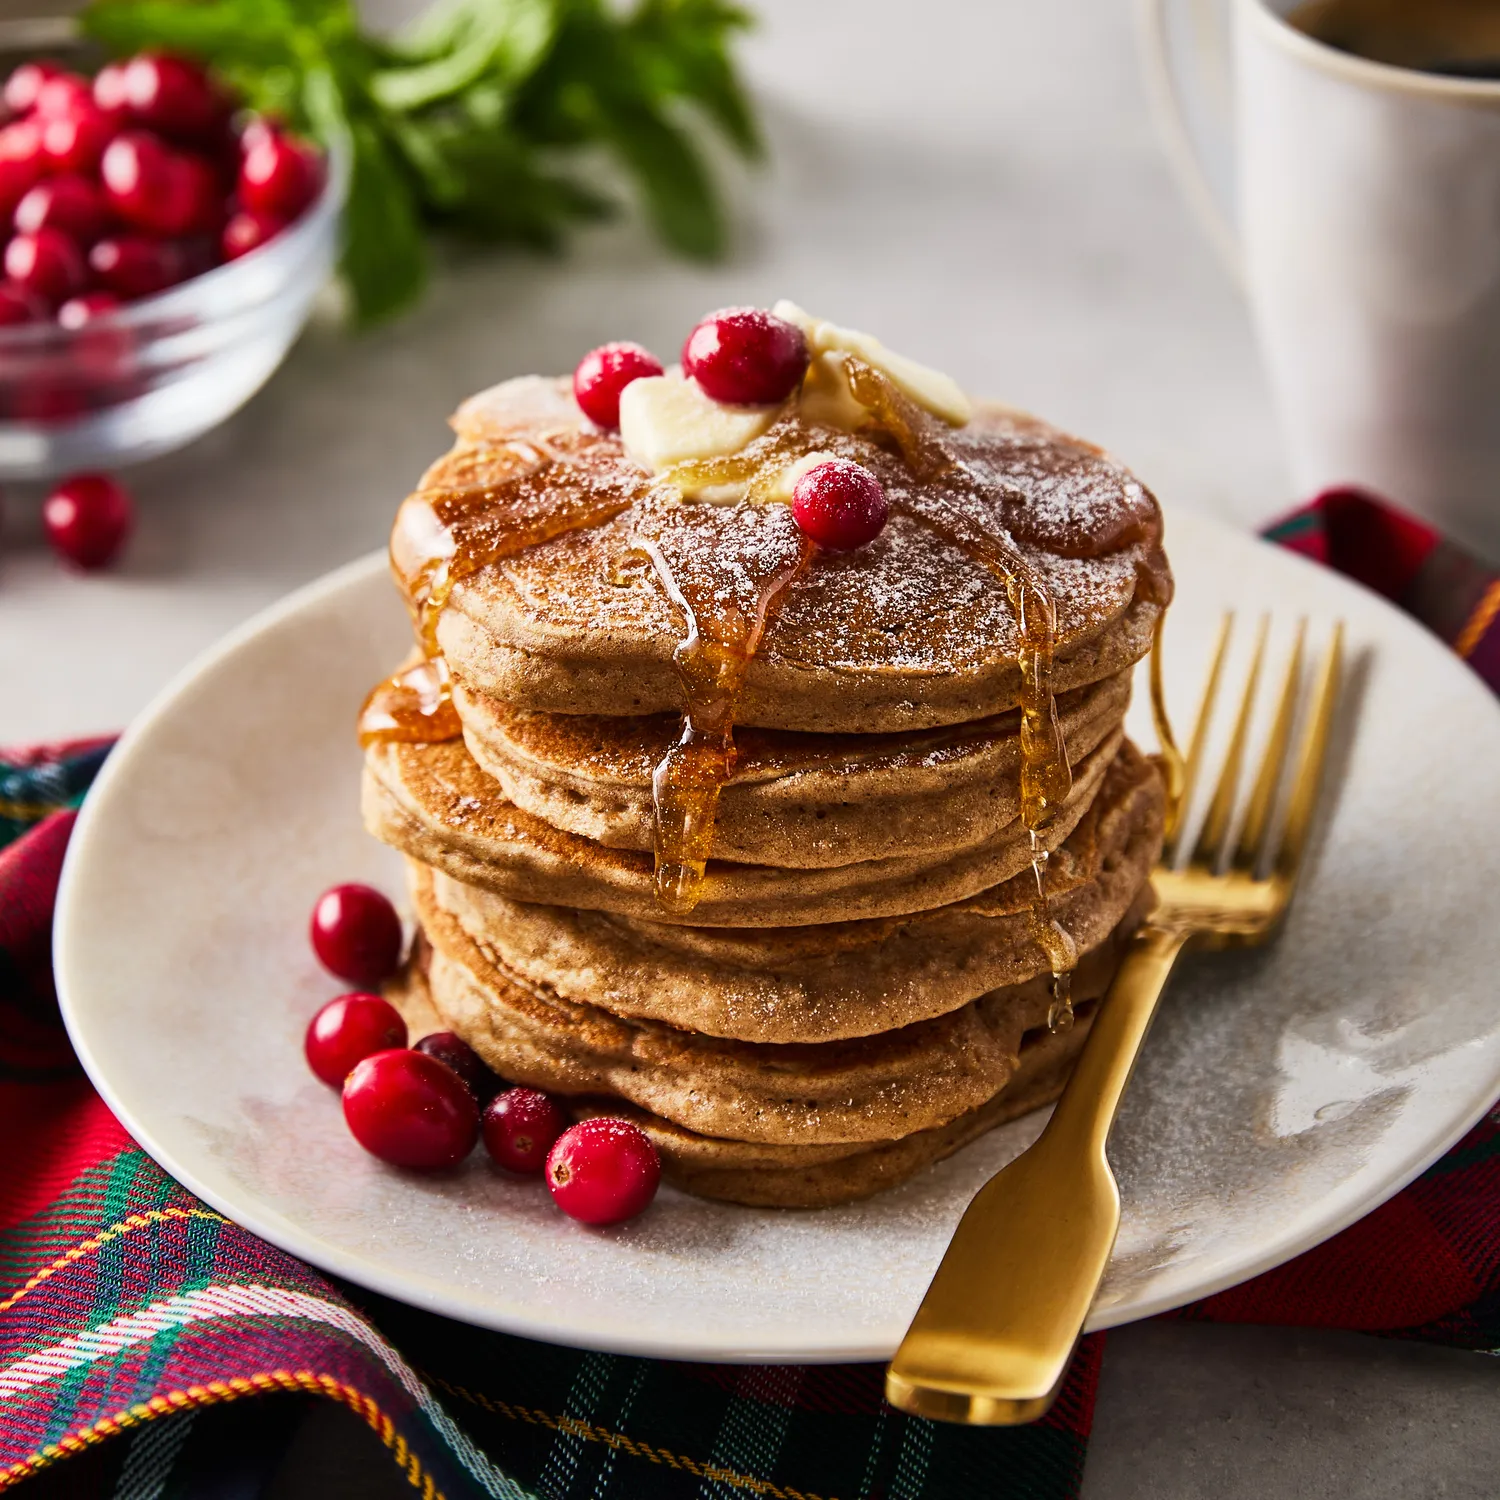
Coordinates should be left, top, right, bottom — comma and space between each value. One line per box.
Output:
1288, 0, 1500, 78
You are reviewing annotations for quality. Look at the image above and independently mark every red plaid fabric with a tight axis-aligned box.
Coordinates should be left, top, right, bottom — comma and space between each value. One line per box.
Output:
2, 488, 1498, 1500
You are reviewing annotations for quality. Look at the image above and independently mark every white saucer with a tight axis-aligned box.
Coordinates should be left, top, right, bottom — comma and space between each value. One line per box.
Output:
55, 508, 1500, 1362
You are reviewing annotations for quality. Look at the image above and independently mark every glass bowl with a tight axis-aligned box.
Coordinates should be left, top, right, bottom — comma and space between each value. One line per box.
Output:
0, 143, 347, 480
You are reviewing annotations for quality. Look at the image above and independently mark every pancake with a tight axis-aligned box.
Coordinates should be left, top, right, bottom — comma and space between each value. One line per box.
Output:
423, 737, 1164, 1042
364, 728, 1122, 927
408, 866, 1142, 1146
453, 670, 1133, 867
389, 949, 1097, 1208
425, 379, 1171, 733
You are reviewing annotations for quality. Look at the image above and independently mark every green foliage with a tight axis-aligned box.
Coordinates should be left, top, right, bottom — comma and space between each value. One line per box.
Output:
81, 0, 760, 326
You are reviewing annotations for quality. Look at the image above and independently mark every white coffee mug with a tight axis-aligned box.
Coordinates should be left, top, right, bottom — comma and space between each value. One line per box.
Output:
1138, 0, 1500, 561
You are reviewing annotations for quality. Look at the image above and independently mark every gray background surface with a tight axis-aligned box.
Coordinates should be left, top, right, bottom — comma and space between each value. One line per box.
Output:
5, 0, 1496, 1493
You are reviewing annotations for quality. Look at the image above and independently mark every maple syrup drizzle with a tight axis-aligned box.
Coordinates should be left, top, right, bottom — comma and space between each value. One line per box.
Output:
358, 656, 462, 747
631, 502, 814, 916
362, 423, 651, 747
843, 358, 1078, 1029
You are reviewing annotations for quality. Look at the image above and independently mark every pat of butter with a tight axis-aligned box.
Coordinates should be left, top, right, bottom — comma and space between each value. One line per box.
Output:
774, 301, 972, 427
619, 372, 779, 473
760, 450, 846, 504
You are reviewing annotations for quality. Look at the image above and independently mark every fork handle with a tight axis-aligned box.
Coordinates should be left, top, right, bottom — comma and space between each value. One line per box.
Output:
885, 923, 1189, 1425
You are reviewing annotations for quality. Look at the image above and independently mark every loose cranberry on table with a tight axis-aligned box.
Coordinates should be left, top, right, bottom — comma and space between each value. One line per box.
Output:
572, 342, 663, 430
305, 992, 408, 1087
5, 229, 86, 307
342, 1049, 479, 1170
415, 1031, 500, 1103
483, 1087, 567, 1174
791, 459, 889, 552
545, 1117, 661, 1225
309, 882, 404, 986
682, 307, 809, 406
239, 128, 322, 222
14, 175, 111, 242
42, 473, 134, 570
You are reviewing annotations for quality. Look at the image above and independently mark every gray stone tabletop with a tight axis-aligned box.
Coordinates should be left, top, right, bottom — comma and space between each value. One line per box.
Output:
4, 0, 1495, 1492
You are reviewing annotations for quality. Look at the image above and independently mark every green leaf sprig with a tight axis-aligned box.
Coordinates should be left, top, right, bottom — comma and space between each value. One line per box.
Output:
81, 0, 761, 325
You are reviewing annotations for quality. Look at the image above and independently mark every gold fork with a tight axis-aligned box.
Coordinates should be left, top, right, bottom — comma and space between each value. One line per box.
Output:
885, 612, 1344, 1425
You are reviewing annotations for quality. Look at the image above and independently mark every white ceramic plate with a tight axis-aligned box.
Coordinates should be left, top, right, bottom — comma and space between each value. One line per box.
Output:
55, 508, 1500, 1362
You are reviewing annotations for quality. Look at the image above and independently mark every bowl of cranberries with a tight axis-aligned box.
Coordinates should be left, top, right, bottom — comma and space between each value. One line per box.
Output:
0, 49, 344, 479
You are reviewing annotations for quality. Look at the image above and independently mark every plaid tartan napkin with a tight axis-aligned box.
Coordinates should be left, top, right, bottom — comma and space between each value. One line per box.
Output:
3, 488, 1499, 1500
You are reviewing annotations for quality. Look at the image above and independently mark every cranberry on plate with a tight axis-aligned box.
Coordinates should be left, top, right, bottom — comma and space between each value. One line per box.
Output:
415, 1031, 501, 1104
682, 307, 809, 406
483, 1087, 567, 1174
41, 473, 134, 570
572, 341, 663, 430
310, 883, 404, 986
342, 1048, 479, 1169
305, 992, 408, 1087
545, 1117, 661, 1225
791, 458, 889, 552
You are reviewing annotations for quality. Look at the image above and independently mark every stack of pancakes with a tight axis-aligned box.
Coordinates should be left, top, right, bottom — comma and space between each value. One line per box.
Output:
364, 373, 1171, 1208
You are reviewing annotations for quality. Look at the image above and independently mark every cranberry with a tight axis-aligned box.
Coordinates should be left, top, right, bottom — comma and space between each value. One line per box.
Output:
484, 1087, 567, 1174
93, 61, 130, 115
220, 209, 283, 261
310, 883, 403, 985
342, 1049, 478, 1170
305, 992, 408, 1087
239, 130, 321, 221
57, 291, 121, 328
5, 230, 86, 307
15, 175, 110, 241
682, 307, 809, 406
791, 459, 889, 552
33, 73, 94, 119
0, 121, 46, 218
39, 103, 116, 175
42, 473, 134, 570
119, 53, 225, 141
545, 1117, 660, 1225
3, 60, 63, 116
572, 342, 663, 430
415, 1031, 500, 1103
89, 235, 182, 300
101, 130, 214, 236
0, 281, 44, 324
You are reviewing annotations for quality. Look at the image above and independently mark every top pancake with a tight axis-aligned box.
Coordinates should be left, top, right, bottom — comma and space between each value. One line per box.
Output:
415, 376, 1172, 733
